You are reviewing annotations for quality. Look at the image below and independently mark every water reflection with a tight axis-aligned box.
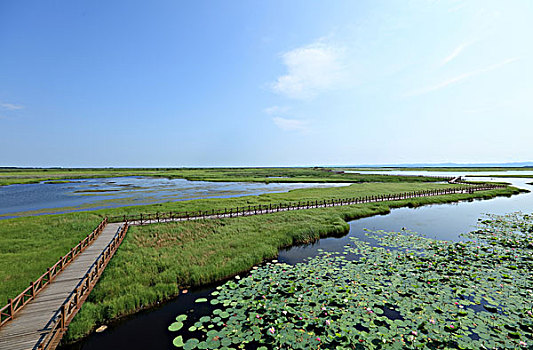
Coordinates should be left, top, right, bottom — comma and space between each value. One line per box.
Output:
279, 177, 532, 264
0, 177, 349, 219
58, 173, 533, 350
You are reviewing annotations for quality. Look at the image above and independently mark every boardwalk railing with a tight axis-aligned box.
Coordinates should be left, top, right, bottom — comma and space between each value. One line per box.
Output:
0, 218, 108, 327
35, 223, 129, 350
0, 182, 507, 349
110, 184, 505, 225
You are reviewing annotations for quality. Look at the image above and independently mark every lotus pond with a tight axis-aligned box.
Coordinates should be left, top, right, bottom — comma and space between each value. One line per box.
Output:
169, 213, 532, 349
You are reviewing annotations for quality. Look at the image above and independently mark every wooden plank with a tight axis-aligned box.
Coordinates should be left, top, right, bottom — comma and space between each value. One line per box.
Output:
0, 184, 502, 350
0, 223, 122, 350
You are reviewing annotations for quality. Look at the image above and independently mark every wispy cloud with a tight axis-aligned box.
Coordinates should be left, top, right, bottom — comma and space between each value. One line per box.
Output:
271, 40, 347, 100
0, 102, 24, 111
441, 42, 472, 66
407, 57, 520, 96
272, 117, 309, 133
263, 105, 291, 115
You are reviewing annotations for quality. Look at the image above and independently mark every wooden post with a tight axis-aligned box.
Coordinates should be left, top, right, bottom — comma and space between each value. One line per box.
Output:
61, 304, 66, 330
140, 213, 143, 225
9, 298, 13, 318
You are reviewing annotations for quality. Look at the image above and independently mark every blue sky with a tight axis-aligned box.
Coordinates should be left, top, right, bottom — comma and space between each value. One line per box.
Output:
1, 0, 532, 167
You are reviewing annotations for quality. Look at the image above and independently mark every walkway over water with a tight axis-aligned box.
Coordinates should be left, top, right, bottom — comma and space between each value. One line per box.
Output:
0, 223, 123, 350
0, 183, 504, 349
119, 184, 495, 226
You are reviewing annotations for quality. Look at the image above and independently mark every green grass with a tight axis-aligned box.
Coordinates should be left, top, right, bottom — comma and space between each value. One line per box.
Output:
101, 182, 465, 220
63, 185, 521, 342
0, 212, 103, 303
167, 213, 533, 349
0, 182, 455, 304
0, 167, 452, 186
1, 182, 523, 306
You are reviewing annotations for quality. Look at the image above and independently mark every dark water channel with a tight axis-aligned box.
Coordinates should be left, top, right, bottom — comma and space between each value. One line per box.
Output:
61, 176, 533, 350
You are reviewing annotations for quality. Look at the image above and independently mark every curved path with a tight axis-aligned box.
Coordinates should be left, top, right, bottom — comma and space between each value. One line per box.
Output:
0, 183, 502, 349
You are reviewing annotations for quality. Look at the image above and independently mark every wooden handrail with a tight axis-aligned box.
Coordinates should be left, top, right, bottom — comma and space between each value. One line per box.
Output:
0, 183, 505, 347
35, 223, 129, 350
0, 217, 108, 327
108, 184, 505, 225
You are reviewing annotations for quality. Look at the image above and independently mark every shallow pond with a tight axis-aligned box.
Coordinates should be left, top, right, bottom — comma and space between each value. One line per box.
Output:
60, 174, 533, 349
0, 177, 350, 219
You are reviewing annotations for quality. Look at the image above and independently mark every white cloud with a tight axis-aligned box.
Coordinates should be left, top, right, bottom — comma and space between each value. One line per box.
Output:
272, 117, 309, 133
271, 41, 346, 99
263, 105, 291, 115
0, 102, 24, 111
407, 57, 520, 96
441, 42, 471, 65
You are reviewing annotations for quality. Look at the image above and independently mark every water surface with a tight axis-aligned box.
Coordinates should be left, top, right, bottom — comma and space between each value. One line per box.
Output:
60, 173, 533, 350
0, 177, 349, 219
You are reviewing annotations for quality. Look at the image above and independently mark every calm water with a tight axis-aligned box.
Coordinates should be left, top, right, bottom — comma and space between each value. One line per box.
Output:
0, 177, 349, 219
346, 169, 533, 177
278, 176, 533, 264
60, 174, 533, 350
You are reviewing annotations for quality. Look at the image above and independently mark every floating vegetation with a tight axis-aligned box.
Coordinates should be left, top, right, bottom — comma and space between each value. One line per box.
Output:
170, 213, 533, 349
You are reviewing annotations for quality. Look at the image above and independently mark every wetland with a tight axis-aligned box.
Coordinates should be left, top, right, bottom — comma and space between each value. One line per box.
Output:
1, 168, 531, 349
59, 173, 532, 349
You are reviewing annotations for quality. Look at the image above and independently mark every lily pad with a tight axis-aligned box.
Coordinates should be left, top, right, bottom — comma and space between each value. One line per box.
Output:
169, 322, 184, 332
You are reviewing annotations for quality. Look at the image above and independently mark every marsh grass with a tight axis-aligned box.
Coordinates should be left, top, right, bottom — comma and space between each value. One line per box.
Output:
1, 182, 454, 302
0, 212, 102, 303
63, 186, 521, 342
168, 213, 533, 349
0, 167, 451, 186
1, 183, 521, 307
100, 182, 463, 220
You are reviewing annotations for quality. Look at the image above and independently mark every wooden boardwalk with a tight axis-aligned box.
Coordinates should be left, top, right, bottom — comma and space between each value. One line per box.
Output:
0, 182, 504, 349
0, 223, 122, 350
123, 184, 499, 226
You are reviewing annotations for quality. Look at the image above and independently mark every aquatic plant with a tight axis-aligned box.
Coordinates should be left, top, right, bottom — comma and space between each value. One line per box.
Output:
170, 213, 533, 349
62, 184, 520, 341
